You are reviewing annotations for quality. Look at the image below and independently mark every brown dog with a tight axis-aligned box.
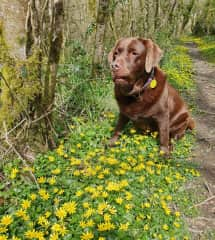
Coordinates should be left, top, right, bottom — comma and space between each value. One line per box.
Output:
108, 37, 194, 155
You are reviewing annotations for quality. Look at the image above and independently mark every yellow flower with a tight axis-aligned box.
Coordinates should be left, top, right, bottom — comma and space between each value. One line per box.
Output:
139, 176, 145, 182
55, 207, 67, 220
0, 226, 7, 233
175, 211, 181, 217
76, 190, 83, 197
48, 156, 55, 162
173, 222, 180, 228
125, 191, 133, 201
38, 176, 46, 184
45, 211, 51, 218
52, 168, 61, 175
80, 220, 87, 228
58, 189, 64, 195
115, 197, 123, 205
51, 223, 61, 232
38, 216, 49, 227
97, 222, 115, 231
163, 224, 169, 231
0, 215, 13, 226
86, 219, 95, 227
12, 237, 21, 240
125, 204, 132, 211
10, 168, 19, 179
83, 202, 90, 208
98, 238, 105, 240
144, 224, 149, 231
38, 189, 50, 200
164, 207, 171, 215
104, 214, 111, 222
77, 143, 82, 148
30, 194, 37, 201
84, 208, 95, 218
15, 209, 29, 221
62, 201, 77, 214
51, 224, 67, 236
50, 233, 59, 240
119, 222, 129, 231
21, 200, 31, 210
48, 177, 56, 185
108, 206, 117, 215
130, 128, 136, 134
143, 202, 151, 208
81, 231, 94, 240
0, 235, 8, 240
24, 229, 45, 239
70, 148, 76, 153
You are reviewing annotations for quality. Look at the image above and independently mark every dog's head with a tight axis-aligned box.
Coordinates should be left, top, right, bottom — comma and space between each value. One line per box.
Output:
108, 37, 163, 95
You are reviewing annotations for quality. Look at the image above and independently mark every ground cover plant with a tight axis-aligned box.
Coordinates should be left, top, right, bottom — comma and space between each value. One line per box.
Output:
0, 44, 200, 240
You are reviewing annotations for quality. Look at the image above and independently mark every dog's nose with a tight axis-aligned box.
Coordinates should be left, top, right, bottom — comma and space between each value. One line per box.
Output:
111, 62, 120, 71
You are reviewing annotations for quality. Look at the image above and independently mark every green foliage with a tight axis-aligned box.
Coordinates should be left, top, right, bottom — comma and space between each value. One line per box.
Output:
161, 43, 196, 111
0, 113, 199, 239
0, 23, 41, 127
57, 41, 114, 121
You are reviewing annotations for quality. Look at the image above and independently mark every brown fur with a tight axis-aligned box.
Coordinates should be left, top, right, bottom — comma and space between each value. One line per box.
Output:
108, 37, 195, 155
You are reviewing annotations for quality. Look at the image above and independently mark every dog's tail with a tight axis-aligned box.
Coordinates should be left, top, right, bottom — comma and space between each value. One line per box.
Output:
187, 117, 195, 130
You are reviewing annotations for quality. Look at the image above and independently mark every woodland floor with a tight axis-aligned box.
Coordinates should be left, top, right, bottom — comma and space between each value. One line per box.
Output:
185, 42, 215, 239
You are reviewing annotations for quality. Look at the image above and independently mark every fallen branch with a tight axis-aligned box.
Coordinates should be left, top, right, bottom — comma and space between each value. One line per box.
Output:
193, 195, 215, 208
3, 121, 40, 190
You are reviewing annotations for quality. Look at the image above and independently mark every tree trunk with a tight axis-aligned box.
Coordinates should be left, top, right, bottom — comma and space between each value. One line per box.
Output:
180, 0, 195, 34
154, 0, 160, 31
92, 0, 110, 77
0, 0, 28, 59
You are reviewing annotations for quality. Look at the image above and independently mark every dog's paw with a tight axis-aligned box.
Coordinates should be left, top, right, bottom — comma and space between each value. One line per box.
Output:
107, 136, 118, 148
160, 146, 170, 157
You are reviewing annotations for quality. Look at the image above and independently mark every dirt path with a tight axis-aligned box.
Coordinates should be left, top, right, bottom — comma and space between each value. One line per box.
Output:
186, 42, 215, 239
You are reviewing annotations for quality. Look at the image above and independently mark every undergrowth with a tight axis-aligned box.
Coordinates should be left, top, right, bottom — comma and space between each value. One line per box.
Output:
0, 115, 199, 240
0, 42, 200, 240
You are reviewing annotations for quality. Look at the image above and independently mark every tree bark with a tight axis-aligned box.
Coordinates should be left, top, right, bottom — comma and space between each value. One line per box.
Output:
0, 0, 28, 59
180, 0, 195, 34
92, 0, 110, 77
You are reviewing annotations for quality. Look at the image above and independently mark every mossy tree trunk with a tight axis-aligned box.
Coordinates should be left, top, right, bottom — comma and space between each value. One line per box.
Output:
92, 0, 110, 77
26, 0, 64, 148
0, 0, 64, 156
0, 0, 28, 59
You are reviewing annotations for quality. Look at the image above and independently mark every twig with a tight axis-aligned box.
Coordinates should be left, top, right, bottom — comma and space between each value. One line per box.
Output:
200, 110, 215, 115
203, 180, 213, 196
3, 122, 40, 190
193, 195, 215, 208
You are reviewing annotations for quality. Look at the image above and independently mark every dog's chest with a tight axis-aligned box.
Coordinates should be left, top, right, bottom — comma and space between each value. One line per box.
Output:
119, 102, 150, 121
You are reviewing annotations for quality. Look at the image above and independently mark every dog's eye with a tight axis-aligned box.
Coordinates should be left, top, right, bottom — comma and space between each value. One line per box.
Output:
114, 52, 118, 56
132, 52, 138, 56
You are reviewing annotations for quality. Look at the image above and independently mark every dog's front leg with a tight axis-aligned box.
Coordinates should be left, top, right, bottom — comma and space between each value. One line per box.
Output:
157, 113, 170, 155
109, 113, 129, 147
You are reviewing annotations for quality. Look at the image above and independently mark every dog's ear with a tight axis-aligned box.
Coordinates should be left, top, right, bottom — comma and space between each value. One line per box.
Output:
142, 39, 163, 73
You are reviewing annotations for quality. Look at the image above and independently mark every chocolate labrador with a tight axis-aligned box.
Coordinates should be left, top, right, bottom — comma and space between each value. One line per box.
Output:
108, 37, 194, 155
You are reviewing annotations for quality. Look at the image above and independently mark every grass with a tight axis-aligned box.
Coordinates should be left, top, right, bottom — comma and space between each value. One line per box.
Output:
0, 42, 200, 240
